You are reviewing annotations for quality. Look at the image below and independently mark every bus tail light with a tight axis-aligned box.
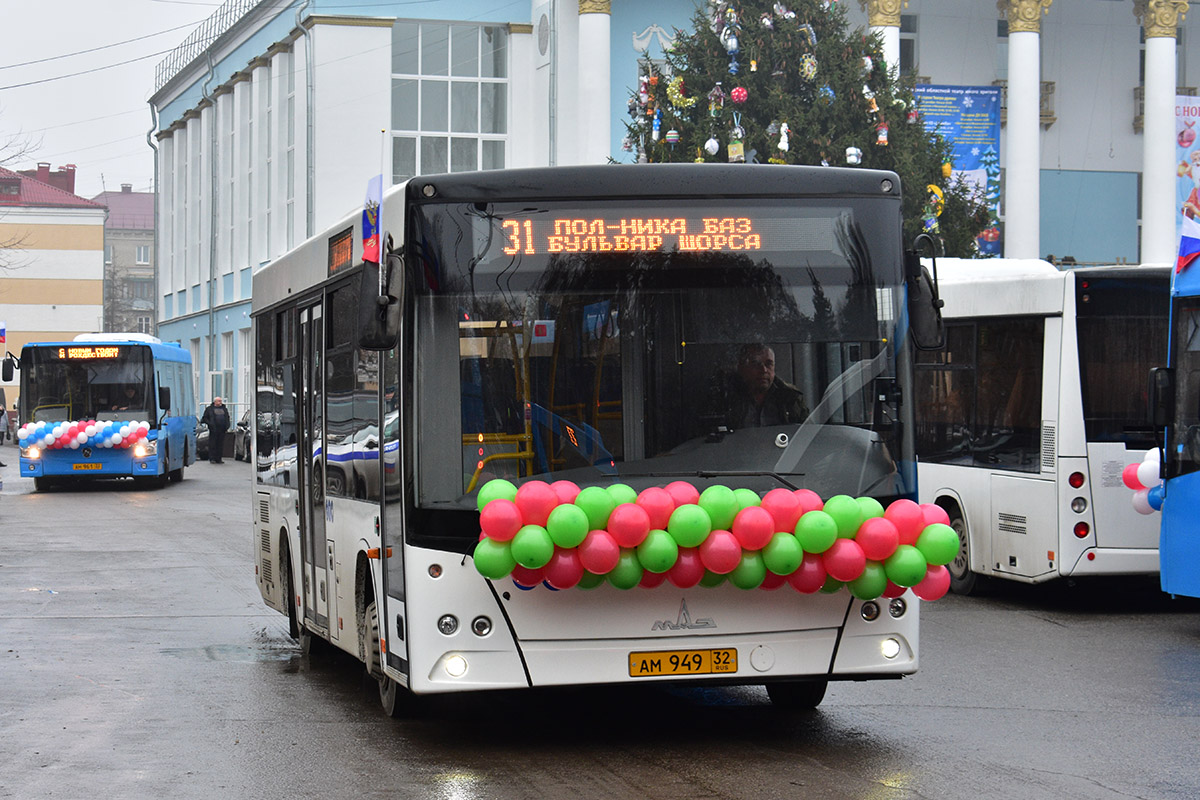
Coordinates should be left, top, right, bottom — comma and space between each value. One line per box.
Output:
1073, 522, 1090, 538
1068, 472, 1085, 488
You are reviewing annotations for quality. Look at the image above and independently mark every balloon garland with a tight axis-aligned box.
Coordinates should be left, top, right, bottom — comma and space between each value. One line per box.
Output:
473, 479, 956, 601
16, 419, 152, 451
1124, 448, 1165, 514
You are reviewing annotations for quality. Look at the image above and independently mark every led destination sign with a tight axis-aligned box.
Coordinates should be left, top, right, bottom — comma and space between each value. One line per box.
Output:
502, 216, 773, 256
54, 346, 123, 360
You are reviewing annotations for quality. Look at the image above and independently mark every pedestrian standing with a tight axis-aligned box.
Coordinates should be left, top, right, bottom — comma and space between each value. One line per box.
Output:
201, 396, 231, 463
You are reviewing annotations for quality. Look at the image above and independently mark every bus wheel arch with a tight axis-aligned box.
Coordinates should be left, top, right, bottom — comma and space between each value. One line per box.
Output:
280, 533, 299, 640
938, 497, 979, 595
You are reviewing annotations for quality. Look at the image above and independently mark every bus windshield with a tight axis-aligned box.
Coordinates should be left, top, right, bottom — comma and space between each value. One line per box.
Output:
411, 199, 908, 512
1075, 271, 1169, 447
20, 344, 154, 423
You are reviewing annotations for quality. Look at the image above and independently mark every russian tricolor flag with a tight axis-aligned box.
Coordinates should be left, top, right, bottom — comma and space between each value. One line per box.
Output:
362, 174, 383, 264
1177, 234, 1200, 274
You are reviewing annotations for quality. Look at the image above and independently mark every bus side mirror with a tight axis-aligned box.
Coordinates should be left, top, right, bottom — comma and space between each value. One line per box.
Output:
905, 239, 944, 351
1, 356, 13, 383
159, 386, 171, 411
1150, 367, 1175, 428
358, 250, 404, 351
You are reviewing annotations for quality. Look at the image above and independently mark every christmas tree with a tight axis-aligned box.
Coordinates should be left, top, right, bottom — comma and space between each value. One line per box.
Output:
626, 0, 989, 255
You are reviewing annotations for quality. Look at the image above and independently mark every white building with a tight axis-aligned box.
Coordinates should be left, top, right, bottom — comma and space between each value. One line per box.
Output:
149, 0, 1192, 411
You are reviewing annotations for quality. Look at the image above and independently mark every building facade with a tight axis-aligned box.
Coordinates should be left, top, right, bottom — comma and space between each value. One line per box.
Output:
0, 163, 106, 409
92, 184, 155, 336
150, 0, 1192, 412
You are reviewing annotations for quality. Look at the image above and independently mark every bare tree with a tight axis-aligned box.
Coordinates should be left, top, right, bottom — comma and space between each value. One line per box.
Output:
0, 125, 42, 273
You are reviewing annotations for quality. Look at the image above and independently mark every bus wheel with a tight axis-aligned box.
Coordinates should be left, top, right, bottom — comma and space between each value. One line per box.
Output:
169, 445, 186, 482
281, 542, 299, 640
33, 476, 54, 492
948, 510, 979, 595
367, 598, 409, 718
766, 680, 828, 709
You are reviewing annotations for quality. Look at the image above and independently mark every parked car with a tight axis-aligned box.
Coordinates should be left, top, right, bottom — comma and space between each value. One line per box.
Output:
232, 410, 251, 461
195, 422, 209, 460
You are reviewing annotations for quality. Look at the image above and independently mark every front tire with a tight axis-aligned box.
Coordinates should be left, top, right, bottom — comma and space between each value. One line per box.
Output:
169, 444, 186, 482
367, 599, 409, 718
948, 510, 979, 595
766, 680, 828, 709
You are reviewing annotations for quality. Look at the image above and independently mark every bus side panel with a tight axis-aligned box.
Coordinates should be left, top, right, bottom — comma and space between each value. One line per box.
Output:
1162, 471, 1200, 597
990, 473, 1057, 581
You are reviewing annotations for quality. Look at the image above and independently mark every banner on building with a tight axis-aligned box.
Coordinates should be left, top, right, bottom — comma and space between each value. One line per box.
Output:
1176, 95, 1200, 242
914, 84, 1003, 256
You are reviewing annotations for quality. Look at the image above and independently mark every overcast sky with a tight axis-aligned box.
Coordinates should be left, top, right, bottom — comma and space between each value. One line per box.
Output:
0, 0, 210, 199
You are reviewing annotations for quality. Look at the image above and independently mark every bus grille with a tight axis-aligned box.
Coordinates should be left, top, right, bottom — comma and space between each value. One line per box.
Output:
259, 498, 270, 523
261, 555, 273, 584
1041, 423, 1056, 471
997, 512, 1028, 535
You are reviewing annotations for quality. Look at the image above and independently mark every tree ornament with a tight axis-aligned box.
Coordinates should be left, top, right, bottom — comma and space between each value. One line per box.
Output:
708, 83, 726, 116
819, 85, 835, 104
778, 122, 790, 152
761, 13, 774, 30
846, 146, 863, 165
731, 86, 748, 104
667, 76, 697, 109
876, 122, 889, 146
861, 56, 874, 76
622, 136, 633, 152
728, 112, 745, 162
750, 59, 758, 72
773, 2, 796, 20
665, 129, 680, 146
766, 121, 779, 136
705, 136, 720, 155
652, 108, 662, 141
863, 85, 878, 114
799, 54, 818, 80
799, 23, 817, 46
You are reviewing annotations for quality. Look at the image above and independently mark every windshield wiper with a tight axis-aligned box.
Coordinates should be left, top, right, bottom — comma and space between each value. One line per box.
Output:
615, 470, 804, 490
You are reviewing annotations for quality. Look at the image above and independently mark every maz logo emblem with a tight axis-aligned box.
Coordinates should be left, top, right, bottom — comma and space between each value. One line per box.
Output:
651, 599, 716, 631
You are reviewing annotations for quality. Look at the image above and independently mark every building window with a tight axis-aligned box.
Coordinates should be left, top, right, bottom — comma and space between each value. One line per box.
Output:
105, 244, 114, 264
136, 244, 150, 265
130, 278, 155, 301
391, 21, 508, 184
137, 315, 153, 335
899, 14, 917, 76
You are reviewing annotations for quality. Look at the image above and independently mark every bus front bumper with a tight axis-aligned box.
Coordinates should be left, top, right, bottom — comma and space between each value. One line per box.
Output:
20, 453, 161, 478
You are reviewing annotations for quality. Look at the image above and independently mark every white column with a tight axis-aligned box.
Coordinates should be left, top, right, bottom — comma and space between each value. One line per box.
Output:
858, 0, 905, 77
1005, 30, 1041, 259
1136, 0, 1190, 265
577, 2, 611, 164
872, 25, 900, 73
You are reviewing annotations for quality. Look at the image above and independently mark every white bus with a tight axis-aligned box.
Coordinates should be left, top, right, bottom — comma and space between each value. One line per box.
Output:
915, 259, 1169, 593
251, 164, 944, 714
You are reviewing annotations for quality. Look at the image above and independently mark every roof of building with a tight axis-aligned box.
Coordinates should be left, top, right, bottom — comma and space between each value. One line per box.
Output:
91, 187, 155, 230
0, 165, 104, 210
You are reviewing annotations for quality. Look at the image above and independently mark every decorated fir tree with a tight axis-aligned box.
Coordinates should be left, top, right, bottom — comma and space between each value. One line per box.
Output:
626, 0, 988, 255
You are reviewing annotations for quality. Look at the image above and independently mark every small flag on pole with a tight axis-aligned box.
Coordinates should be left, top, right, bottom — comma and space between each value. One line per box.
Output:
362, 174, 383, 264
1177, 234, 1200, 274
0, 320, 6, 344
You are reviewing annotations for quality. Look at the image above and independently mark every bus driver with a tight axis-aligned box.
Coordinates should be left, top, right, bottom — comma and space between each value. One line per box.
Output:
721, 343, 809, 429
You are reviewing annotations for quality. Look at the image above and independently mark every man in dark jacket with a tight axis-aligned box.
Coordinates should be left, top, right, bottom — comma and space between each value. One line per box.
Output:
201, 396, 231, 463
722, 343, 809, 429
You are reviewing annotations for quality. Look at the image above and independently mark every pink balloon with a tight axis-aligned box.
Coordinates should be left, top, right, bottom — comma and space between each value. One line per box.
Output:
857, 517, 900, 561
759, 571, 788, 590
511, 564, 544, 589
731, 506, 775, 551
607, 502, 652, 548
794, 488, 824, 514
882, 580, 907, 598
884, 499, 924, 545
761, 488, 803, 532
636, 487, 676, 530
698, 529, 742, 574
515, 481, 559, 527
823, 538, 867, 582
578, 529, 621, 574
788, 553, 827, 593
550, 480, 581, 504
479, 498, 523, 542
912, 564, 951, 601
544, 547, 585, 590
920, 503, 951, 528
667, 547, 706, 588
1121, 462, 1145, 491
639, 570, 668, 588
664, 480, 700, 507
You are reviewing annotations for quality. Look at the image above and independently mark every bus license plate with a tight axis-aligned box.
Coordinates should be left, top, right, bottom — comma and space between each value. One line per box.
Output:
628, 648, 737, 678
72, 463, 101, 471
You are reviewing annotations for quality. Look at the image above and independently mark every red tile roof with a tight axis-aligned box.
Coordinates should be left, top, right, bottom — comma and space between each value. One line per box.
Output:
0, 165, 105, 209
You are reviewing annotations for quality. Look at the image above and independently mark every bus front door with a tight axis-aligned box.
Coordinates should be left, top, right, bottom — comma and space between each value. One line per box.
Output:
299, 302, 330, 636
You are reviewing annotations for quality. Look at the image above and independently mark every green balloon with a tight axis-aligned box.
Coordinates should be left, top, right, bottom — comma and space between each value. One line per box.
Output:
607, 549, 644, 590
510, 525, 554, 569
637, 529, 679, 573
699, 570, 727, 587
546, 504, 590, 548
917, 523, 959, 566
794, 510, 838, 554
819, 576, 846, 594
856, 496, 885, 520
728, 551, 767, 589
733, 488, 761, 510
575, 486, 618, 530
667, 504, 713, 548
473, 538, 516, 579
476, 478, 518, 512
824, 494, 864, 538
577, 571, 606, 589
699, 485, 739, 530
607, 483, 638, 506
885, 545, 928, 587
849, 562, 888, 600
762, 531, 803, 575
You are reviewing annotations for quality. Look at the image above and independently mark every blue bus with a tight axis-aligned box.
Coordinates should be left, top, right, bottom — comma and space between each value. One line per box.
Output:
3, 334, 197, 491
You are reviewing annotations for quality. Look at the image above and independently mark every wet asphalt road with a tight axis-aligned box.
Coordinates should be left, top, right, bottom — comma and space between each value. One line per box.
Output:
2, 448, 1199, 800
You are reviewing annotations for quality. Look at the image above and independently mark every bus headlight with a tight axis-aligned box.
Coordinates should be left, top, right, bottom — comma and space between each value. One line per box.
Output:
24, 446, 41, 460
133, 439, 157, 458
